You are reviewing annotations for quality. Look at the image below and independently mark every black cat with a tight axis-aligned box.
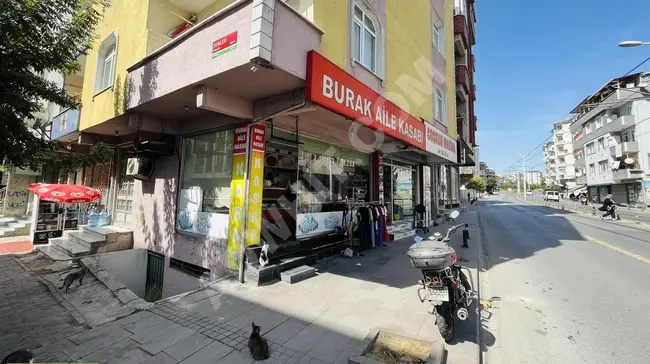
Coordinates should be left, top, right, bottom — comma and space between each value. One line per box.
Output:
59, 267, 87, 293
248, 322, 270, 361
2, 349, 34, 364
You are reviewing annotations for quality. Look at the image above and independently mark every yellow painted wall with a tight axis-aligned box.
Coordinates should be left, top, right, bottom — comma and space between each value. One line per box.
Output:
445, 0, 456, 138
384, 0, 434, 123
314, 0, 347, 69
79, 0, 150, 130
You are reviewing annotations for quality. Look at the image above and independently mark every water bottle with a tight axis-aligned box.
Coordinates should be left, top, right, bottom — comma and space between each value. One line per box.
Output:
88, 208, 99, 227
98, 209, 111, 227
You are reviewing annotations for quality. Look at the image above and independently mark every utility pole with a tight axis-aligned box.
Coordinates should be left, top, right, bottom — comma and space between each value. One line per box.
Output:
512, 152, 528, 200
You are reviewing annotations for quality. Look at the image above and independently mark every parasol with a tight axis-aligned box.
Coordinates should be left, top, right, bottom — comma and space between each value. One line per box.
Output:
28, 184, 102, 231
28, 183, 101, 203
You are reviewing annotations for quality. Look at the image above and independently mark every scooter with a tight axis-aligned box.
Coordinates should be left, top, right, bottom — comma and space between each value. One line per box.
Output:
407, 210, 474, 342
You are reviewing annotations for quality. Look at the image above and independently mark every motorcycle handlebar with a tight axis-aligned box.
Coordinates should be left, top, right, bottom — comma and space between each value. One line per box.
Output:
444, 223, 465, 240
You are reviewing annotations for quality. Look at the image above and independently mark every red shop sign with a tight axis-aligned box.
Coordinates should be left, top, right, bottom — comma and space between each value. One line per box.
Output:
233, 123, 249, 155
251, 124, 266, 152
305, 51, 425, 150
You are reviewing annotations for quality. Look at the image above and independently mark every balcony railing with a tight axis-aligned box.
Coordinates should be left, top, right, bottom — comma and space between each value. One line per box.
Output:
453, 14, 469, 54
455, 65, 470, 99
612, 168, 644, 181
50, 107, 80, 140
610, 141, 639, 158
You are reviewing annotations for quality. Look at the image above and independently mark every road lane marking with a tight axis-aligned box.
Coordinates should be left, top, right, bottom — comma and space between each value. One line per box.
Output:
582, 234, 650, 264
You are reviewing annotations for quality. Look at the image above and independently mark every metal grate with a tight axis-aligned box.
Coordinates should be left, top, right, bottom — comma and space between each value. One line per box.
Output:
114, 158, 134, 226
169, 257, 210, 278
145, 251, 164, 302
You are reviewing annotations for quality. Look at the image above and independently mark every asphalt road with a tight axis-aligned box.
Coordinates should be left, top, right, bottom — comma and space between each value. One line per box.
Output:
478, 194, 650, 364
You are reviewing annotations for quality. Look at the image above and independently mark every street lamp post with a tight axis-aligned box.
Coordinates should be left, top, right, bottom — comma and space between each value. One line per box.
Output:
512, 152, 528, 200
618, 40, 650, 48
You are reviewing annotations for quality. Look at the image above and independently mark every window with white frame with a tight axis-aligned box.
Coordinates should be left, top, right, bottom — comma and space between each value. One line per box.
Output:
432, 9, 445, 58
597, 137, 604, 151
435, 88, 444, 122
353, 4, 379, 73
586, 142, 594, 154
585, 122, 592, 134
589, 163, 595, 175
94, 33, 117, 94
598, 161, 609, 173
595, 115, 603, 129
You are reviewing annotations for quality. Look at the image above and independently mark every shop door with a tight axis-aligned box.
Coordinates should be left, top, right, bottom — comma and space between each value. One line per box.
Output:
145, 251, 164, 302
83, 162, 112, 210
114, 158, 134, 227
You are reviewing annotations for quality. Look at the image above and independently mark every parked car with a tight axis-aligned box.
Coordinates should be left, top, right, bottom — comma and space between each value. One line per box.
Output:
544, 191, 560, 201
526, 191, 533, 195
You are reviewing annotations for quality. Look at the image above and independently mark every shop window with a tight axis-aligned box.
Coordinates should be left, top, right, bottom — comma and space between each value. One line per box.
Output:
383, 159, 416, 224
353, 3, 382, 74
94, 32, 118, 94
177, 129, 233, 237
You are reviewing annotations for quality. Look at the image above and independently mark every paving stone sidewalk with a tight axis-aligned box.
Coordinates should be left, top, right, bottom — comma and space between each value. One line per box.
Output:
1, 217, 481, 363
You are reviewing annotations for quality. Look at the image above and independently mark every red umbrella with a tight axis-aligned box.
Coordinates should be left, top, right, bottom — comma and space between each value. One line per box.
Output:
28, 183, 102, 203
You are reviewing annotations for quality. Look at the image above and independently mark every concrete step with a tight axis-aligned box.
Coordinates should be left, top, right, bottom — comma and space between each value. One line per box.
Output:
0, 217, 17, 226
280, 265, 316, 284
67, 231, 102, 250
0, 227, 16, 237
49, 237, 90, 257
37, 245, 73, 261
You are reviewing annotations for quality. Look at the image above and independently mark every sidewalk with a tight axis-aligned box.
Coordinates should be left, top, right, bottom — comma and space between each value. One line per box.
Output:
26, 222, 484, 363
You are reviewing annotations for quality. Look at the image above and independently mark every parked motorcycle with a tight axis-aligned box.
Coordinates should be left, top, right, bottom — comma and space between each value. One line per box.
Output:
407, 210, 474, 342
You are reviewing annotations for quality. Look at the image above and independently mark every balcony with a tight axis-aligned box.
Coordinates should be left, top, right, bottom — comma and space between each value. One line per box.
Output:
453, 14, 468, 55
455, 65, 470, 102
612, 168, 644, 181
610, 141, 639, 158
50, 108, 80, 141
126, 0, 323, 119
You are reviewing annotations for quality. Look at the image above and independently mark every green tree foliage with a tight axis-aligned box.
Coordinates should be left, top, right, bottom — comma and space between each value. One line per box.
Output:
486, 176, 498, 190
501, 181, 516, 190
0, 0, 113, 176
466, 177, 487, 193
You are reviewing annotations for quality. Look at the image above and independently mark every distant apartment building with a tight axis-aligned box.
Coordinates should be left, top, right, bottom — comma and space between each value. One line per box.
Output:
525, 171, 543, 185
571, 72, 650, 207
542, 119, 576, 188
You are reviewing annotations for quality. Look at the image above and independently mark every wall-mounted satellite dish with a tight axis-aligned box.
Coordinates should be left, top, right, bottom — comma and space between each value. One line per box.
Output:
624, 157, 634, 165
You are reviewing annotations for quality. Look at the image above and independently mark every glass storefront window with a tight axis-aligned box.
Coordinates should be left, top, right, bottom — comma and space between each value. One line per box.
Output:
298, 137, 370, 213
177, 129, 234, 238
383, 159, 416, 224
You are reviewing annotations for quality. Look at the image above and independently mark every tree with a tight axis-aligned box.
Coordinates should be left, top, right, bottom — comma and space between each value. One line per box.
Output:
486, 176, 498, 190
501, 181, 516, 190
466, 177, 486, 193
0, 0, 112, 176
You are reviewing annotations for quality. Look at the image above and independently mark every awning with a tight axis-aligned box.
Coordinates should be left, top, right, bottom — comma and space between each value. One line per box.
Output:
568, 184, 587, 194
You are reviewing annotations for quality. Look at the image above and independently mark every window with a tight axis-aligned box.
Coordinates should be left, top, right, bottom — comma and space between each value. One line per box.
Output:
597, 138, 604, 151
585, 122, 592, 134
586, 142, 594, 154
595, 116, 603, 129
353, 4, 378, 72
598, 161, 609, 174
631, 130, 636, 142
435, 88, 444, 121
177, 129, 234, 236
589, 163, 595, 175
283, 0, 314, 21
94, 33, 118, 94
432, 8, 446, 58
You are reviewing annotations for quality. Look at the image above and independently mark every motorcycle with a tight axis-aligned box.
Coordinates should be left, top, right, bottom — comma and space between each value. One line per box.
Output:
406, 210, 474, 342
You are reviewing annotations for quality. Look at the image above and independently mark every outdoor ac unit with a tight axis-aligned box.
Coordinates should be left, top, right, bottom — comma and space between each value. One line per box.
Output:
126, 157, 154, 180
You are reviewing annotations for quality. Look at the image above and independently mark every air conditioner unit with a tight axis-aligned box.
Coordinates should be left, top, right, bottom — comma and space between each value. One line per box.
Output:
126, 157, 154, 180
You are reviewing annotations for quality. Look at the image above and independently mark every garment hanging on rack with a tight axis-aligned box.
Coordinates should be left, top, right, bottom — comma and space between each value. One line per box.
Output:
375, 206, 383, 247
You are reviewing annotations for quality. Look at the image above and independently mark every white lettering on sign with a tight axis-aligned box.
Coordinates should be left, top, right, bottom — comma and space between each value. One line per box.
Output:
321, 74, 423, 145
236, 162, 244, 176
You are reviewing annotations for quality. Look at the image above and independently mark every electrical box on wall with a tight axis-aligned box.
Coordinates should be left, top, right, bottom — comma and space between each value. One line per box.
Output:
126, 157, 154, 181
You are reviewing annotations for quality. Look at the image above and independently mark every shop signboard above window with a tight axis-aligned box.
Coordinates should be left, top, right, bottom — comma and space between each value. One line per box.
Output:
425, 122, 457, 163
305, 50, 425, 150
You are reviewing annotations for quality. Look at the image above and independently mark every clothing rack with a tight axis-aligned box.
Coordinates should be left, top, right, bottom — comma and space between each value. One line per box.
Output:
339, 200, 386, 258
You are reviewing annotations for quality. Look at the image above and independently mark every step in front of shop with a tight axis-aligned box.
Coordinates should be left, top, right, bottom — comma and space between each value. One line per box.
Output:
387, 222, 415, 241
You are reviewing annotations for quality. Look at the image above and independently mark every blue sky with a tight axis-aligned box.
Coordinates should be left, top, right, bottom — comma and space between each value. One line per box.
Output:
474, 0, 650, 174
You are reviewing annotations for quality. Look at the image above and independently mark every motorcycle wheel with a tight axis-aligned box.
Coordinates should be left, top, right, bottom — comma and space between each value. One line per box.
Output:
436, 306, 455, 342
